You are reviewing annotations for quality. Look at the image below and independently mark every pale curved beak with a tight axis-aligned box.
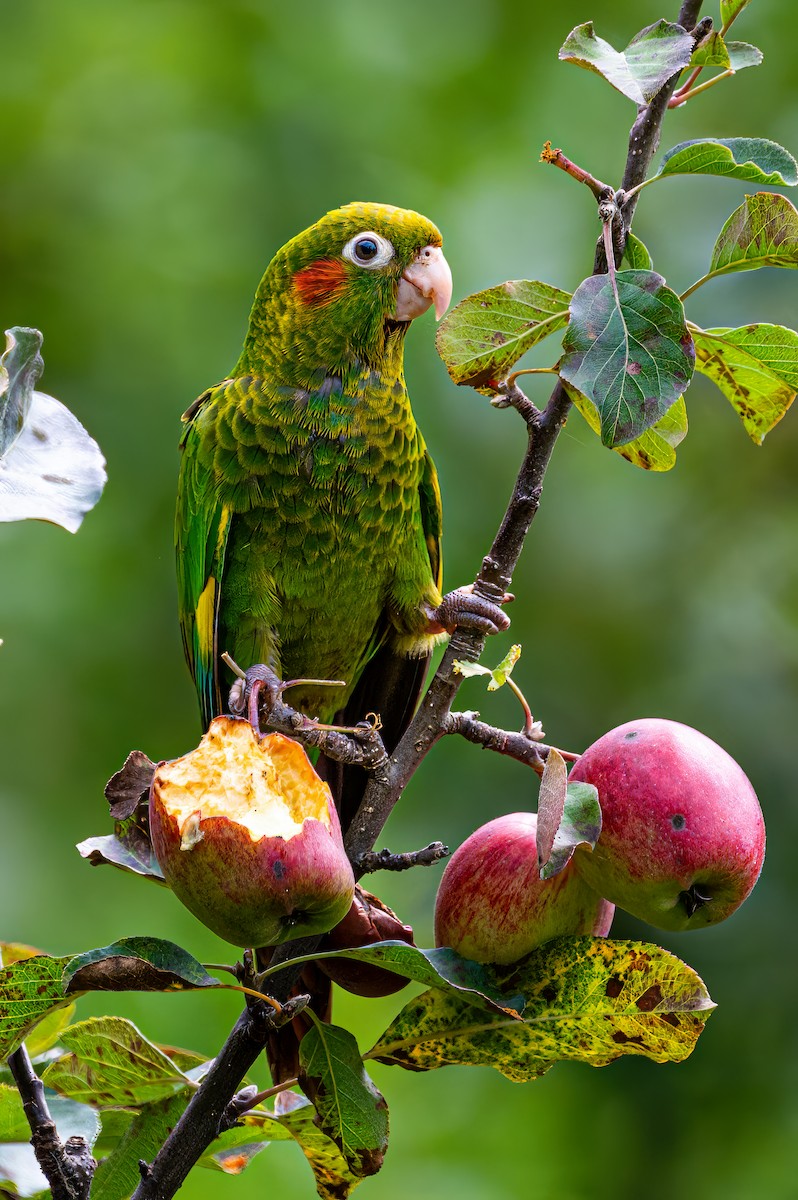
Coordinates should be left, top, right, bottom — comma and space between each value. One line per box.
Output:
394, 245, 453, 322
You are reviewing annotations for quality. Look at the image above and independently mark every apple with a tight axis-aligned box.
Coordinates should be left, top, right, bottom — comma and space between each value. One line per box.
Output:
434, 812, 614, 965
569, 718, 765, 931
149, 716, 355, 947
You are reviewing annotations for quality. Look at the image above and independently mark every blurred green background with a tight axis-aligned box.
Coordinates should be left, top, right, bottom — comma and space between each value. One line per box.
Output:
2, 1, 796, 1197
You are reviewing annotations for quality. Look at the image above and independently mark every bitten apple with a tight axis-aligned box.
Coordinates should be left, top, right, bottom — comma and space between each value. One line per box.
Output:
434, 812, 614, 965
149, 717, 355, 947
569, 718, 765, 931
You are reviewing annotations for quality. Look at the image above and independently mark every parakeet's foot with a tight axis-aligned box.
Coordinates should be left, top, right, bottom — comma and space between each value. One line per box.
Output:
227, 663, 282, 717
427, 585, 513, 637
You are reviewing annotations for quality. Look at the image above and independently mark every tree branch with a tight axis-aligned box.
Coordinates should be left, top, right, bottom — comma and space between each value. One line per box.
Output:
130, 5, 705, 1195
7, 1046, 95, 1200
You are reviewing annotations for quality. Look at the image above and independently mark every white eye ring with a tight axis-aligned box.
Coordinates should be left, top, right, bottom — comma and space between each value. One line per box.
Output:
342, 231, 395, 270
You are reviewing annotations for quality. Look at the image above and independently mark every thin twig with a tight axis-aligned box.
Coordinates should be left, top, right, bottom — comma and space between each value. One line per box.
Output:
540, 141, 614, 201
358, 842, 450, 874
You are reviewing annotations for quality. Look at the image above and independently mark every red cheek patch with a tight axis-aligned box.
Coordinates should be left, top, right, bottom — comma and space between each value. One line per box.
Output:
293, 258, 347, 306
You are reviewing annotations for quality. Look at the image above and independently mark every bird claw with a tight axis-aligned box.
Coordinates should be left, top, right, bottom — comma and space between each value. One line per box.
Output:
429, 585, 512, 637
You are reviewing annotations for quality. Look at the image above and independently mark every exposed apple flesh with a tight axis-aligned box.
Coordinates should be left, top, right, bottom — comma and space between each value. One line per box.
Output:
149, 716, 355, 947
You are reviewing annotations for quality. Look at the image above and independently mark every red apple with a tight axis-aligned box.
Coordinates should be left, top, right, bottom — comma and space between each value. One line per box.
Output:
149, 716, 355, 947
569, 718, 765, 931
434, 812, 614, 965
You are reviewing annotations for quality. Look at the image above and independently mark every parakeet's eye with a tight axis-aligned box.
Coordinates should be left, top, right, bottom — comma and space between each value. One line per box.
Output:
342, 231, 394, 269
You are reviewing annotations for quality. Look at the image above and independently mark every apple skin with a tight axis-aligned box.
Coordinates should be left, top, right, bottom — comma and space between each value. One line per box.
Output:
434, 812, 614, 965
569, 718, 765, 932
149, 718, 355, 948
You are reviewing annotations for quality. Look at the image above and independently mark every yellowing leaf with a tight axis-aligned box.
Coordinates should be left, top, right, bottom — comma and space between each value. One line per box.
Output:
369, 937, 713, 1081
436, 281, 570, 392
691, 322, 798, 443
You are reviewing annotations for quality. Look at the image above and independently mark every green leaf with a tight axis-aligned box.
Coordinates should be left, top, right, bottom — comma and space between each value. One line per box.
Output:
656, 139, 798, 186
622, 233, 653, 271
691, 323, 798, 443
369, 937, 713, 1081
300, 1022, 387, 1179
709, 192, 798, 277
558, 21, 693, 105
0, 1091, 100, 1199
0, 1087, 30, 1145
284, 941, 524, 1016
0, 945, 75, 1058
726, 41, 763, 70
540, 781, 603, 881
487, 643, 521, 689
559, 271, 694, 448
41, 1017, 196, 1108
0, 954, 75, 1061
690, 30, 731, 68
567, 383, 688, 471
91, 1091, 189, 1200
0, 327, 106, 533
453, 644, 521, 691
62, 937, 221, 994
435, 280, 570, 391
720, 0, 751, 27
277, 1094, 363, 1200
92, 1109, 136, 1160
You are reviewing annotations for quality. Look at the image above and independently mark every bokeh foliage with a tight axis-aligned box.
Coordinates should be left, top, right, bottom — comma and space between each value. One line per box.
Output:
1, 0, 796, 1196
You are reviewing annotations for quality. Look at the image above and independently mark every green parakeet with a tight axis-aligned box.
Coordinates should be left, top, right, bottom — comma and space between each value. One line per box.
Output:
176, 201, 504, 825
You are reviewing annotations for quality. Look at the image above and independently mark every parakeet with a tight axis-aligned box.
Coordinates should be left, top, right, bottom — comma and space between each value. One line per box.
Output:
176, 202, 461, 817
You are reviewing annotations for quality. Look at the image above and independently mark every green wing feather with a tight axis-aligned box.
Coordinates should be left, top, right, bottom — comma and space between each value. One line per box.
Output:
175, 392, 233, 729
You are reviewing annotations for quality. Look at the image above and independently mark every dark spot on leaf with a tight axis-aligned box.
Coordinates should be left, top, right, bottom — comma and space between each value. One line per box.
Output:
612, 1030, 646, 1045
605, 976, 623, 999
636, 984, 663, 1011
662, 1012, 680, 1027
671, 813, 686, 831
541, 985, 557, 1003
491, 331, 506, 346
627, 361, 641, 375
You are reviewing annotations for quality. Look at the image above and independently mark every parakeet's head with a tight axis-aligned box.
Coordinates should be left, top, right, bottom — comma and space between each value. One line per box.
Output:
237, 202, 452, 380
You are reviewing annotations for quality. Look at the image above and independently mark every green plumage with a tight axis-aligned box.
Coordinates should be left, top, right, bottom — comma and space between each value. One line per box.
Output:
176, 202, 445, 752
